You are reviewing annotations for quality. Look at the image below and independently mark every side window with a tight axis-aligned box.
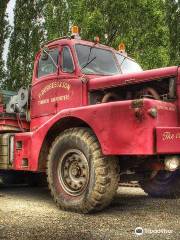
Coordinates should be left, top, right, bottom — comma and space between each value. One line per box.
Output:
37, 48, 59, 78
62, 47, 74, 73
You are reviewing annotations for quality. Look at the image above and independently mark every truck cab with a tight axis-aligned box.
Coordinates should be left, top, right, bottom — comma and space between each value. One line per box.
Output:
0, 26, 180, 213
30, 35, 142, 130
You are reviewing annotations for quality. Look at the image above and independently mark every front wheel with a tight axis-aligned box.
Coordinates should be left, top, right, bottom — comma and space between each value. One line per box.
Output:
47, 127, 119, 213
139, 170, 180, 198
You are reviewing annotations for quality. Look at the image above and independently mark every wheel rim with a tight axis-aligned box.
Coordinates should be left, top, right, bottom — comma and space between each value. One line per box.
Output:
58, 149, 90, 196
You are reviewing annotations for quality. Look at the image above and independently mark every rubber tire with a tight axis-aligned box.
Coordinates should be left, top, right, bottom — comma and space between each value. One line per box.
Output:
140, 170, 180, 198
47, 127, 119, 213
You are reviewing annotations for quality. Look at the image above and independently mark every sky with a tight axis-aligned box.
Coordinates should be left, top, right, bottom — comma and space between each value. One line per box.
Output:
3, 0, 16, 62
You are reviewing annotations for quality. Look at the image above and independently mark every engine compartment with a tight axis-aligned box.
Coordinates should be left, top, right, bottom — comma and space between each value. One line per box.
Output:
89, 77, 176, 105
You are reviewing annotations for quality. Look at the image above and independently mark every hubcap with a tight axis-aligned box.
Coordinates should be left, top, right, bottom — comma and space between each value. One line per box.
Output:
58, 149, 89, 196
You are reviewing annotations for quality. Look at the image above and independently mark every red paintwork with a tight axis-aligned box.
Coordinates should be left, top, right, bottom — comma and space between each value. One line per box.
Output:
13, 99, 178, 171
0, 104, 4, 113
89, 66, 178, 91
2, 37, 179, 172
156, 127, 180, 153
0, 117, 29, 132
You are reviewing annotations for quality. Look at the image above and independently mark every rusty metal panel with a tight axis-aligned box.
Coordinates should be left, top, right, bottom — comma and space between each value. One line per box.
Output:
0, 134, 12, 169
0, 90, 17, 104
0, 146, 9, 155
0, 157, 9, 168
0, 135, 9, 145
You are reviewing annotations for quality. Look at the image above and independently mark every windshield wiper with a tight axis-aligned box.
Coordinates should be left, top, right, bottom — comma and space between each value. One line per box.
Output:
119, 56, 126, 68
81, 56, 96, 70
81, 43, 97, 71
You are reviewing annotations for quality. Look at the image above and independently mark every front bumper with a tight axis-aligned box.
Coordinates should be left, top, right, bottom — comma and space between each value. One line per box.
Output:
156, 127, 180, 154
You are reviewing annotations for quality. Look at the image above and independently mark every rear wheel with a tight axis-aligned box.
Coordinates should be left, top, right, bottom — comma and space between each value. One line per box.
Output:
47, 127, 119, 213
140, 170, 180, 198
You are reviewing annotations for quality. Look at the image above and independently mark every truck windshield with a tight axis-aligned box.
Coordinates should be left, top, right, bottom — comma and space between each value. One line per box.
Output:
116, 53, 143, 74
75, 44, 119, 75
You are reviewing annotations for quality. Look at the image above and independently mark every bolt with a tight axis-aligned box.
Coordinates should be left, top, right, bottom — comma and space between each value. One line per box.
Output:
68, 180, 72, 185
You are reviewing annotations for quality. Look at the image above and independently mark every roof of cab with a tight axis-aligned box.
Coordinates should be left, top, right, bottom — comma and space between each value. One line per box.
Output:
44, 37, 115, 51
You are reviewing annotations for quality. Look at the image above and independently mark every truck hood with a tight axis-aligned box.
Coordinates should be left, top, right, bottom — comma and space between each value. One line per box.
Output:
88, 66, 178, 91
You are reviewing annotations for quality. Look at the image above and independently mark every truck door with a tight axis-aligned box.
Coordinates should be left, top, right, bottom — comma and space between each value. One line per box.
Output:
31, 47, 59, 118
55, 46, 82, 113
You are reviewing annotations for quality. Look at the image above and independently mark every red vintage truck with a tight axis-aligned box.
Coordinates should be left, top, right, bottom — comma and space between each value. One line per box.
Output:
0, 26, 180, 213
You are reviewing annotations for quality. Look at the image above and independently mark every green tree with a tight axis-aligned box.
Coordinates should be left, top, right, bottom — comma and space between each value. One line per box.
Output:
166, 0, 180, 65
5, 0, 177, 91
0, 0, 9, 85
6, 0, 45, 90
43, 0, 106, 41
45, 0, 170, 69
43, 0, 70, 40
74, 0, 170, 69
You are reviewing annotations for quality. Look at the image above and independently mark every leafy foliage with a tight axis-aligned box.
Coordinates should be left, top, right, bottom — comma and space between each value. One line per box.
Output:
6, 0, 45, 90
0, 0, 10, 85
0, 0, 179, 90
166, 0, 180, 65
44, 0, 71, 40
44, 0, 170, 69
70, 0, 170, 69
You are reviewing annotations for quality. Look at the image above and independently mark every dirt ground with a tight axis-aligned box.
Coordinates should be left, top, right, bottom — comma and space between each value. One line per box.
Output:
0, 186, 179, 240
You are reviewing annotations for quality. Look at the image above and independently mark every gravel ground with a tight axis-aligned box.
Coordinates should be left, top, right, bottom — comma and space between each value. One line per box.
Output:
0, 186, 179, 240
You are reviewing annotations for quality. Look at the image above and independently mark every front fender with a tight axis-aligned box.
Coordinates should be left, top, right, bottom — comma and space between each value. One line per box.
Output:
14, 99, 158, 171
